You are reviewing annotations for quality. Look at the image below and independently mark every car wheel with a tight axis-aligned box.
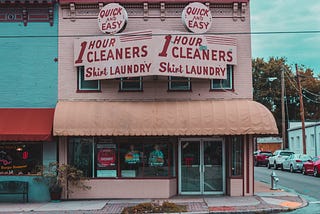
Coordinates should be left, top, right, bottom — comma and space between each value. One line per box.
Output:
254, 160, 258, 166
314, 167, 319, 177
274, 162, 278, 170
267, 162, 271, 169
280, 164, 283, 170
302, 167, 306, 175
290, 165, 295, 173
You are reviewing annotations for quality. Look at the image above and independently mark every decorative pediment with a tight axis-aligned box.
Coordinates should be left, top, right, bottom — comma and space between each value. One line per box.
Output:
0, 0, 56, 26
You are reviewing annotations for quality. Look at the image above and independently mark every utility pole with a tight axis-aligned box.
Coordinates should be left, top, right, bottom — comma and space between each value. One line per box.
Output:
295, 64, 306, 154
281, 66, 286, 149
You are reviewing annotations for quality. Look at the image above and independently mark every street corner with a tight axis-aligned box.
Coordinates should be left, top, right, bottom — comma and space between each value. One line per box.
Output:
279, 201, 303, 210
260, 195, 307, 211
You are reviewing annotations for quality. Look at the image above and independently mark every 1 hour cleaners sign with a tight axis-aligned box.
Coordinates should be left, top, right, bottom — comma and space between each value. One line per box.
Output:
74, 29, 237, 80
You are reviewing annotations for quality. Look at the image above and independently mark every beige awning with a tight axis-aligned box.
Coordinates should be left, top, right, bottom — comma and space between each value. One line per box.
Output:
53, 100, 278, 136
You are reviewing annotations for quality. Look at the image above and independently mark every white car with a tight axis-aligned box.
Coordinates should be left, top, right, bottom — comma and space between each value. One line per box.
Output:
282, 154, 312, 173
267, 150, 294, 170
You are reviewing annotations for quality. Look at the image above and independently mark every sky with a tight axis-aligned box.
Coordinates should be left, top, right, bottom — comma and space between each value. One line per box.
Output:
250, 0, 320, 75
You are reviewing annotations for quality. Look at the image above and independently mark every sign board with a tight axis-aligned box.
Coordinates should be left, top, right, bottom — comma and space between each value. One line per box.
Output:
98, 3, 128, 34
182, 2, 212, 34
74, 29, 237, 80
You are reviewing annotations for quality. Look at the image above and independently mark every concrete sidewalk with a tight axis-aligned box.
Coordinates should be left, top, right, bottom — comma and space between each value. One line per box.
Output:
0, 181, 307, 214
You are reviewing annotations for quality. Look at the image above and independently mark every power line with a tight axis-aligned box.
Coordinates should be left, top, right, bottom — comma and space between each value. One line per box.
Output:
284, 71, 320, 104
2, 30, 320, 38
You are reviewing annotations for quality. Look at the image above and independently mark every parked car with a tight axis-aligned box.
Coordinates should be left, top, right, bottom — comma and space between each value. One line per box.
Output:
302, 156, 320, 176
282, 154, 312, 173
254, 150, 272, 166
267, 150, 294, 170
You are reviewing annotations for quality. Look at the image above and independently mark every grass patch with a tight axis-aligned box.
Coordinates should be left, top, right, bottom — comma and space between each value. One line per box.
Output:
121, 201, 187, 213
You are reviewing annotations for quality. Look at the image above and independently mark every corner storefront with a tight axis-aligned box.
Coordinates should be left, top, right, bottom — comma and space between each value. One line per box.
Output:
53, 100, 277, 198
56, 0, 278, 199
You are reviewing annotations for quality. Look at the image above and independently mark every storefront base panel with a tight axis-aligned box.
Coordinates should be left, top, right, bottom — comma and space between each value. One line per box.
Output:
228, 178, 244, 196
67, 178, 177, 199
0, 176, 50, 202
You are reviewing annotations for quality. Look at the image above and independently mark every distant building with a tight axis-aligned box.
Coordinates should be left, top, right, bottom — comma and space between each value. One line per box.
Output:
256, 137, 282, 153
287, 121, 320, 156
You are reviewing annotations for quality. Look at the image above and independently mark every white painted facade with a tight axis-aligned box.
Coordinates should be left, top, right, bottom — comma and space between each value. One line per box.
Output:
287, 121, 320, 156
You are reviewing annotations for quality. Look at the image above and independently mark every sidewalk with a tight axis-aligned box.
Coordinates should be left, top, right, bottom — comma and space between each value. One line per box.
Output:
0, 181, 307, 214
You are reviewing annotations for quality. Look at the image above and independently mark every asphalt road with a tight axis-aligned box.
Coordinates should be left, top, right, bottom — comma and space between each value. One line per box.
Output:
254, 166, 320, 214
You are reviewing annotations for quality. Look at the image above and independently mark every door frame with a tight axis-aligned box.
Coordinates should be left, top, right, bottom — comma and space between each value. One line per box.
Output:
178, 138, 225, 195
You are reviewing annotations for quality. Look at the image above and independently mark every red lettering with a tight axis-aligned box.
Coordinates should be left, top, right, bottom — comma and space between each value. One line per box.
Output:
219, 51, 226, 61
87, 51, 93, 63
227, 51, 233, 62
141, 45, 148, 57
75, 41, 87, 64
158, 35, 171, 57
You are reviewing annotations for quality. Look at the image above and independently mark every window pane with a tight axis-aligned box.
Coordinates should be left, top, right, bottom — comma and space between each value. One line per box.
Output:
120, 143, 143, 178
120, 77, 142, 91
169, 77, 190, 90
143, 143, 169, 177
96, 139, 117, 178
211, 65, 233, 90
231, 136, 242, 176
78, 67, 100, 90
68, 137, 93, 178
0, 143, 42, 175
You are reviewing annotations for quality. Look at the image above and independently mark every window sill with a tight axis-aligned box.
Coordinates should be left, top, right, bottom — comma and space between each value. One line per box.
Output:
167, 89, 192, 92
209, 89, 234, 92
76, 90, 101, 93
118, 90, 144, 92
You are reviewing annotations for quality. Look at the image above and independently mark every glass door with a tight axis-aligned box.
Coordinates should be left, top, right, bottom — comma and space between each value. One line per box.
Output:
179, 139, 224, 195
180, 140, 201, 194
203, 140, 223, 193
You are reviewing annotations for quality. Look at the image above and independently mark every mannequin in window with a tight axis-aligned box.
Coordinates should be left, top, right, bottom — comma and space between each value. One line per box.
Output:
149, 144, 164, 167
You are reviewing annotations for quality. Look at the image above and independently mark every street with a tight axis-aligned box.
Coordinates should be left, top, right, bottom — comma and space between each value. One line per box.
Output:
255, 166, 320, 213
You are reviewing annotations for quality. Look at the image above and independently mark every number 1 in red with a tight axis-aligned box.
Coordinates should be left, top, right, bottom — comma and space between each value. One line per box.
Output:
158, 35, 172, 57
75, 41, 87, 64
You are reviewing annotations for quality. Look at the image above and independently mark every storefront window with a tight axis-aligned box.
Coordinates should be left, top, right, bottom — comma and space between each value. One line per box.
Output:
168, 77, 191, 91
68, 137, 94, 177
120, 77, 143, 91
96, 139, 117, 178
77, 67, 101, 91
0, 143, 42, 175
69, 137, 175, 178
231, 136, 243, 176
211, 65, 233, 90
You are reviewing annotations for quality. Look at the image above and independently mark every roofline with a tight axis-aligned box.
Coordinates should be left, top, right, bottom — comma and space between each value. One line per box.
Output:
59, 0, 249, 5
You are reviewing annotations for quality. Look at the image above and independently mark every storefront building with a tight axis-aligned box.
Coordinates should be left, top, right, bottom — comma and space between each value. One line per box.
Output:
0, 0, 58, 202
55, 0, 278, 199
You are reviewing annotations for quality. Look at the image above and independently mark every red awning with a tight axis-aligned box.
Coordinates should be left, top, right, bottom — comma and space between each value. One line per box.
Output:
0, 108, 55, 141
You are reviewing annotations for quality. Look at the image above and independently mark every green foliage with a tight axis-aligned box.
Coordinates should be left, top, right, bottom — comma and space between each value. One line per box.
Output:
252, 57, 320, 137
121, 201, 187, 214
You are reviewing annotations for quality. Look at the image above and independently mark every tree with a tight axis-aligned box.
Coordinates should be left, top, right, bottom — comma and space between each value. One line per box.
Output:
252, 57, 320, 140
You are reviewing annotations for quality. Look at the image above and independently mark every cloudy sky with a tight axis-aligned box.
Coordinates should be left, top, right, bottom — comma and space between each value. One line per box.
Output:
250, 0, 320, 75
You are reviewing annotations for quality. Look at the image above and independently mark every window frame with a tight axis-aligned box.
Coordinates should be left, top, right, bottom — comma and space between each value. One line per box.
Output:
68, 137, 176, 179
77, 67, 101, 92
229, 136, 243, 177
210, 65, 234, 91
168, 76, 191, 91
119, 77, 143, 92
0, 142, 43, 176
